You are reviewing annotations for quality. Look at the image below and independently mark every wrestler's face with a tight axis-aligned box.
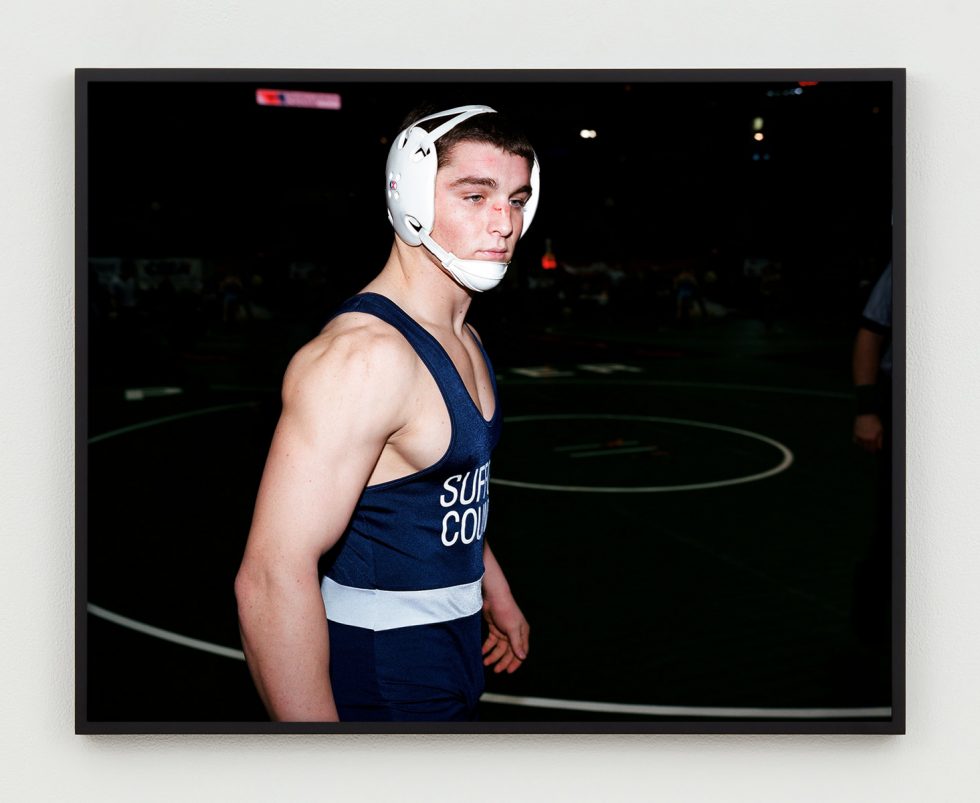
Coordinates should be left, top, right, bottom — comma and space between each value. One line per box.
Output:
430, 140, 533, 264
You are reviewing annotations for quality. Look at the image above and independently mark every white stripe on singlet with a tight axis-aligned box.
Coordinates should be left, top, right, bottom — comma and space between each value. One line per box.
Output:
320, 575, 484, 631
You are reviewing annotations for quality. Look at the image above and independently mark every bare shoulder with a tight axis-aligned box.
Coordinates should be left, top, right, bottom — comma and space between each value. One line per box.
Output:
244, 313, 419, 566
282, 312, 418, 423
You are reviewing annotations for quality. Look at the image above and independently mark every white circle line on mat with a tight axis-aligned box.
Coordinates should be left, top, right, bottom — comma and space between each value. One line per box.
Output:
490, 414, 793, 493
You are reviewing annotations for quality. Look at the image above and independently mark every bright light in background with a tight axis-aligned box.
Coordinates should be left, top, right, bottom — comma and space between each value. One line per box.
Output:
754, 132, 765, 142
256, 89, 342, 110
766, 87, 808, 98
753, 117, 764, 131
579, 129, 597, 139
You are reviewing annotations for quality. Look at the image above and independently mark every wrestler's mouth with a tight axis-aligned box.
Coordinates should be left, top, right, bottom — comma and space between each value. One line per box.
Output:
474, 249, 509, 260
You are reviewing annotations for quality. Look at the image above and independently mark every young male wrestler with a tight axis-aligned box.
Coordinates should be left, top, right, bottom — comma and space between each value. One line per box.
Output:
235, 105, 537, 721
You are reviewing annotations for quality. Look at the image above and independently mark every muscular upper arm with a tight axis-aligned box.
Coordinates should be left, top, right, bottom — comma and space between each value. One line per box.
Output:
242, 320, 415, 572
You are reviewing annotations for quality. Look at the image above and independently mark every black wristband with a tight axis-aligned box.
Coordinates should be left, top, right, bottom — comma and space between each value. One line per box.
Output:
855, 384, 879, 416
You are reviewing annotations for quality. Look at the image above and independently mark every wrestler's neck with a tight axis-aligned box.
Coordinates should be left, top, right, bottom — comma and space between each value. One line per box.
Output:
365, 239, 474, 334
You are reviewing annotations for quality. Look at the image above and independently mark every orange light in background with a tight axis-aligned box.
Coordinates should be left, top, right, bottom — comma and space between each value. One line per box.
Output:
542, 238, 557, 270
798, 81, 819, 87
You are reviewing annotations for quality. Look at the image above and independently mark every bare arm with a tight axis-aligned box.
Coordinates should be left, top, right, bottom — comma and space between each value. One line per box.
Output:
481, 541, 529, 674
853, 327, 884, 387
235, 324, 411, 720
852, 327, 885, 453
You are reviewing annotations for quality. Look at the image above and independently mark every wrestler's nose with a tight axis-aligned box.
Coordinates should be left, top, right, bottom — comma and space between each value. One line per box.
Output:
488, 201, 515, 238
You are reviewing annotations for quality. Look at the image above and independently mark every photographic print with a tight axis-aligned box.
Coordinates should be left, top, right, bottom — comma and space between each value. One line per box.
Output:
76, 69, 904, 733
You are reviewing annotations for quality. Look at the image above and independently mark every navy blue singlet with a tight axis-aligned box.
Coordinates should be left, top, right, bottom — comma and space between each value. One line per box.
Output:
318, 293, 502, 721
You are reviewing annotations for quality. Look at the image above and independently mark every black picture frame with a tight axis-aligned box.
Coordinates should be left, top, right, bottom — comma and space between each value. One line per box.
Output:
76, 67, 905, 734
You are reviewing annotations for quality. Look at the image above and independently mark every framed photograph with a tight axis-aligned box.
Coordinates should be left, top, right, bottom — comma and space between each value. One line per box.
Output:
76, 68, 904, 734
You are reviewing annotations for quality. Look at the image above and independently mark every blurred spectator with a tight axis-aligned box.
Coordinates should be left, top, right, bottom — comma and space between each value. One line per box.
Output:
850, 262, 892, 645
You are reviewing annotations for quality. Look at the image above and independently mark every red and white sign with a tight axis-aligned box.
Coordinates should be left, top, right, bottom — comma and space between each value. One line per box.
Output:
255, 89, 342, 110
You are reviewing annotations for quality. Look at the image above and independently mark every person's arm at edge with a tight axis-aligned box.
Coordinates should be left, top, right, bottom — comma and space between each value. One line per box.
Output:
852, 326, 885, 453
481, 541, 529, 674
235, 325, 409, 720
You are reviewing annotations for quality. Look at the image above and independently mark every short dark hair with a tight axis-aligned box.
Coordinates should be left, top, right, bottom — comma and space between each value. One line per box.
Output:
398, 104, 535, 171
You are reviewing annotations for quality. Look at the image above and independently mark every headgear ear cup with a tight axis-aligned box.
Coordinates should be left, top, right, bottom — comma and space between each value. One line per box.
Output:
522, 154, 541, 233
385, 105, 540, 292
386, 123, 442, 247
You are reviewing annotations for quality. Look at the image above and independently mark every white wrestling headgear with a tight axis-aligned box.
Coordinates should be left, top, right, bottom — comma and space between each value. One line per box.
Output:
385, 105, 540, 292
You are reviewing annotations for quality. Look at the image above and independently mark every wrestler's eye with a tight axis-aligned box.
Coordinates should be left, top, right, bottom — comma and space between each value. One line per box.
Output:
510, 197, 528, 209
464, 194, 484, 203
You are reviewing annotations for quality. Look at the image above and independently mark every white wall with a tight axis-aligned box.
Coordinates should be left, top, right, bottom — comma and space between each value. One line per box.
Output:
2, 1, 978, 800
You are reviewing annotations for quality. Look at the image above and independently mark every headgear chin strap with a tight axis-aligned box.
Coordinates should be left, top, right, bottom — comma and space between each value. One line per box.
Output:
385, 105, 540, 292
418, 231, 509, 293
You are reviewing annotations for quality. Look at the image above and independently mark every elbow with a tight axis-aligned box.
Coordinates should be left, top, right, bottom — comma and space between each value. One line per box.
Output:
235, 559, 264, 625
234, 556, 317, 620
235, 552, 324, 633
